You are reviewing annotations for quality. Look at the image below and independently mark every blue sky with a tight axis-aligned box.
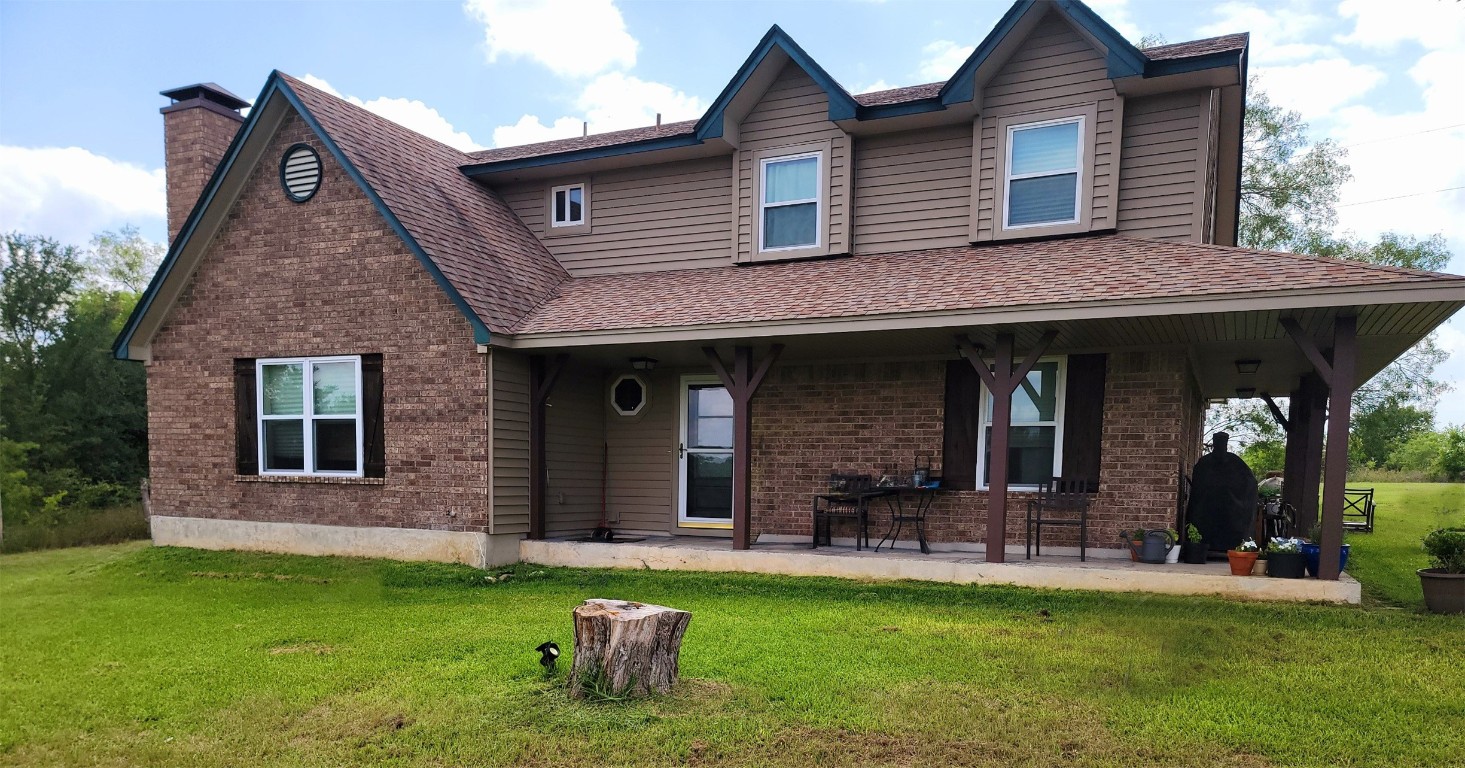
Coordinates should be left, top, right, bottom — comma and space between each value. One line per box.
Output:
2, 0, 1462, 420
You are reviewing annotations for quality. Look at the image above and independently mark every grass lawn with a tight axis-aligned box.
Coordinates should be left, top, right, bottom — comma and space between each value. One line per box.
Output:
1343, 482, 1465, 606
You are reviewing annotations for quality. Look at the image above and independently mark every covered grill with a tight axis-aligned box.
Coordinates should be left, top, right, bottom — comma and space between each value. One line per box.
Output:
1185, 432, 1258, 553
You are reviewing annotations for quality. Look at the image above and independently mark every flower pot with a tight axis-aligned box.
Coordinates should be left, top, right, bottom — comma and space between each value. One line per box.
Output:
1227, 550, 1257, 576
1252, 558, 1268, 576
1181, 542, 1208, 564
1129, 539, 1143, 562
1165, 544, 1182, 564
1267, 551, 1307, 579
1418, 568, 1465, 614
1302, 543, 1351, 577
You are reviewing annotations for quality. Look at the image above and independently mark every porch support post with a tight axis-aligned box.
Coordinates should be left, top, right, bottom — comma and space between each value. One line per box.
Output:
703, 344, 784, 551
957, 330, 1056, 563
1282, 374, 1326, 535
528, 353, 569, 541
1281, 316, 1356, 580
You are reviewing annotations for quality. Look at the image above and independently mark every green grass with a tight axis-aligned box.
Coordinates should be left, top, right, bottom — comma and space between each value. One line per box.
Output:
4, 528, 1464, 768
1343, 482, 1465, 606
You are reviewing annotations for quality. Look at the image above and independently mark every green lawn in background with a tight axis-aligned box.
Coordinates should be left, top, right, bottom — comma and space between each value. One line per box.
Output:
1342, 482, 1465, 606
1, 485, 1462, 768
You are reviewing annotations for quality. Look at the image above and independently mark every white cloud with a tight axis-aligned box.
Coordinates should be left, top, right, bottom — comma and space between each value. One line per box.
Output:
1338, 0, 1465, 51
491, 72, 704, 148
1199, 2, 1330, 66
918, 40, 973, 81
1085, 0, 1141, 43
299, 75, 485, 152
854, 79, 895, 95
0, 146, 165, 247
463, 0, 637, 78
1252, 58, 1386, 121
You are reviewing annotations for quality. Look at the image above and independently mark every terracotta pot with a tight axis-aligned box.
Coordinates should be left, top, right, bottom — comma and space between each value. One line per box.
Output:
1419, 568, 1465, 614
1227, 550, 1258, 576
1130, 539, 1143, 561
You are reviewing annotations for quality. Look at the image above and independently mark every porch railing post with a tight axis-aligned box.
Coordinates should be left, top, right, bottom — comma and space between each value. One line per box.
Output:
1318, 316, 1356, 580
703, 344, 782, 551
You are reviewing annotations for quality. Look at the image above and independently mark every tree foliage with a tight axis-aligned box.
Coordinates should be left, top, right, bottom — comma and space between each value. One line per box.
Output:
1238, 82, 1351, 252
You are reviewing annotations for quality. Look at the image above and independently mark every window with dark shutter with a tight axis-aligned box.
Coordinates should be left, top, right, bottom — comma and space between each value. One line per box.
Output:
235, 358, 259, 475
942, 360, 981, 490
362, 354, 385, 478
1060, 353, 1106, 492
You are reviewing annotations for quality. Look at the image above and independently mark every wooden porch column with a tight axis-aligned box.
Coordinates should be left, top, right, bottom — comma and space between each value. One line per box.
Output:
957, 330, 1056, 563
1279, 374, 1326, 535
703, 344, 784, 550
528, 353, 569, 541
1282, 316, 1357, 580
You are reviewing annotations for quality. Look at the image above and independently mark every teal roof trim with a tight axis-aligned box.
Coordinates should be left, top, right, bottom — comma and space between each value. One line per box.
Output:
694, 25, 860, 141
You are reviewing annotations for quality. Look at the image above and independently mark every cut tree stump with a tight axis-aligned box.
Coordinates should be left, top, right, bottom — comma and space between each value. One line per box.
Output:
569, 599, 691, 699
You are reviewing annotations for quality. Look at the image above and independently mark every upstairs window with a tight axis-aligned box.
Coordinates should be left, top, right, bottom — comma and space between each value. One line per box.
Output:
1004, 117, 1083, 229
759, 153, 821, 251
551, 183, 586, 227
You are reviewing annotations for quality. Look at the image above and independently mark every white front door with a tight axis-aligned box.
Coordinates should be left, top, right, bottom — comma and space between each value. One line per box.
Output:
678, 376, 734, 528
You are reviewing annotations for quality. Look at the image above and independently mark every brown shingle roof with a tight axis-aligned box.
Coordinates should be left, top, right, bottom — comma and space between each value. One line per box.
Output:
1144, 32, 1249, 60
510, 236, 1462, 336
281, 73, 567, 334
853, 82, 944, 106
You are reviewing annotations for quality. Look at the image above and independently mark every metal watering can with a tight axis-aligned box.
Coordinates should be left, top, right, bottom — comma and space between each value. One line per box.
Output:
1125, 529, 1176, 564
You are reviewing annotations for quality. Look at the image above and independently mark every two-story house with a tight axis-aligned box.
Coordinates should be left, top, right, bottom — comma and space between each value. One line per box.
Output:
117, 0, 1465, 586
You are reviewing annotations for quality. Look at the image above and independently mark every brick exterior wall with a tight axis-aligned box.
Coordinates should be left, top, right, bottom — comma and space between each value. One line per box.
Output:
162, 104, 243, 242
147, 110, 491, 534
750, 352, 1198, 550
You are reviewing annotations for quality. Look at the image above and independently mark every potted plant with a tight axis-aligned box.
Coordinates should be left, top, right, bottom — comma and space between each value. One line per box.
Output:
1227, 538, 1259, 576
1267, 537, 1307, 579
1301, 523, 1351, 577
1165, 528, 1182, 563
1419, 528, 1465, 614
1125, 528, 1146, 562
1182, 523, 1208, 564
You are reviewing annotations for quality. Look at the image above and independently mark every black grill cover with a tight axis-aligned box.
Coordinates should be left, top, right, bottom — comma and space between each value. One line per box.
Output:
1185, 433, 1257, 552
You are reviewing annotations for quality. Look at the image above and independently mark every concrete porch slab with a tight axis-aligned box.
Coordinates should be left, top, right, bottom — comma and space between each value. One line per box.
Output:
519, 535, 1362, 605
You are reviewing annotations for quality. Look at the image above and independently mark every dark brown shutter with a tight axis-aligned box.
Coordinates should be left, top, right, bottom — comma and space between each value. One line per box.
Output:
1061, 353, 1107, 492
362, 353, 385, 478
942, 359, 981, 490
234, 358, 258, 475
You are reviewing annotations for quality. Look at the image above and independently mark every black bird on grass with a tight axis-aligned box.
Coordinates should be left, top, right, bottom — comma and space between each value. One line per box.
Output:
535, 641, 560, 675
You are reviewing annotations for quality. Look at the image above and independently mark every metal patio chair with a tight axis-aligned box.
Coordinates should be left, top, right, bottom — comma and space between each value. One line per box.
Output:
1025, 477, 1092, 561
1343, 488, 1376, 533
812, 473, 875, 550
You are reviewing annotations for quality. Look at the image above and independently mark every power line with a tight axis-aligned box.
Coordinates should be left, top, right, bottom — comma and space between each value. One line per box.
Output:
1342, 123, 1465, 149
1337, 186, 1465, 207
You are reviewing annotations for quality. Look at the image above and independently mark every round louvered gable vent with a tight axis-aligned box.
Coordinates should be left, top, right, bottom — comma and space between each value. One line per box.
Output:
280, 144, 322, 202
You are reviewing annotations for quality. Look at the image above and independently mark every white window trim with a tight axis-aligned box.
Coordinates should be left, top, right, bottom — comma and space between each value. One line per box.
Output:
757, 152, 823, 253
610, 373, 649, 417
550, 183, 586, 228
1002, 116, 1085, 231
974, 356, 1067, 491
257, 355, 364, 478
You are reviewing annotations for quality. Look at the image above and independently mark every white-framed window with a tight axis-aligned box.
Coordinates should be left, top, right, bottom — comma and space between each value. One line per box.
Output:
975, 357, 1066, 489
610, 374, 648, 417
758, 153, 821, 252
257, 355, 364, 477
1003, 116, 1084, 229
551, 183, 586, 227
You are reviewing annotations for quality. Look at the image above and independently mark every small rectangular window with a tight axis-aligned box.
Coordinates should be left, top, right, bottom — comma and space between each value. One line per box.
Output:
257, 355, 363, 476
551, 183, 585, 227
1004, 118, 1082, 229
759, 154, 820, 251
976, 359, 1066, 488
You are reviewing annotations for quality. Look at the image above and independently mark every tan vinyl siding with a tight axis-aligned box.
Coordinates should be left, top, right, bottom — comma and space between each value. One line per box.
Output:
974, 12, 1119, 239
544, 364, 606, 535
497, 157, 734, 276
1116, 90, 1207, 241
604, 369, 678, 533
490, 350, 530, 534
853, 124, 974, 254
736, 63, 852, 260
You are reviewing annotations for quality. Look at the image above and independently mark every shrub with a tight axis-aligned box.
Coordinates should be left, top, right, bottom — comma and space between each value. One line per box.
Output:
0, 505, 149, 554
1422, 528, 1465, 574
1434, 427, 1465, 481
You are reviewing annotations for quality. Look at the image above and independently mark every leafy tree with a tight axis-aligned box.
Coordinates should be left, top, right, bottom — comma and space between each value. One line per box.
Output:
1, 233, 83, 371
1389, 430, 1447, 474
88, 226, 164, 294
1238, 82, 1350, 252
1350, 401, 1433, 469
1241, 440, 1285, 475
1436, 428, 1465, 481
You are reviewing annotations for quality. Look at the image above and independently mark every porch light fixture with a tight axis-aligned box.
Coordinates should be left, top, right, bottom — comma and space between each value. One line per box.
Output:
1235, 387, 1257, 398
1234, 359, 1261, 375
629, 357, 658, 371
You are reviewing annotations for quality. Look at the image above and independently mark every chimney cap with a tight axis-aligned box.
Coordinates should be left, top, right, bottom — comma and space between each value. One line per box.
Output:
160, 82, 249, 111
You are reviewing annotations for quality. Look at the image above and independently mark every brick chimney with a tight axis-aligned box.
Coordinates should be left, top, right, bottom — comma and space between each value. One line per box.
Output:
160, 83, 248, 243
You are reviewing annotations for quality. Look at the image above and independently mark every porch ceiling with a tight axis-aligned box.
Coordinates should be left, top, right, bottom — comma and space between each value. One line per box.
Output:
513, 300, 1462, 399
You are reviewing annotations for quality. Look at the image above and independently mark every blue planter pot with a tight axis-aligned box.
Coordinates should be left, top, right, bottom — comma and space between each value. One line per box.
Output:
1302, 542, 1351, 577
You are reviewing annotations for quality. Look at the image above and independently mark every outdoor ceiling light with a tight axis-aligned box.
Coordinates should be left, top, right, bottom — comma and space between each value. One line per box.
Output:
1235, 387, 1257, 398
1208, 398, 1229, 406
1235, 359, 1262, 375
629, 357, 658, 371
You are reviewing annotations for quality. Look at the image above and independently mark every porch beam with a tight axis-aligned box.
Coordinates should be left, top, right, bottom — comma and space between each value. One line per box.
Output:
528, 353, 569, 541
702, 344, 783, 551
1281, 318, 1334, 385
1260, 393, 1290, 432
1318, 316, 1357, 580
955, 336, 999, 391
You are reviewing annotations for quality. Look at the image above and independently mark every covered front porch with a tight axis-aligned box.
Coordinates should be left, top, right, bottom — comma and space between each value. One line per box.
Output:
518, 534, 1363, 604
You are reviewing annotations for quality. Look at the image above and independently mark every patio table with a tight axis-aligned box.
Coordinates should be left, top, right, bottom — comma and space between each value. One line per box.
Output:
875, 485, 941, 555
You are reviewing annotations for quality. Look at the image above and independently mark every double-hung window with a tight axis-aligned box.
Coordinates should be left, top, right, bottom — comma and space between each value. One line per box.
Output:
551, 183, 585, 227
759, 153, 820, 251
1004, 117, 1083, 229
258, 356, 363, 476
977, 359, 1065, 488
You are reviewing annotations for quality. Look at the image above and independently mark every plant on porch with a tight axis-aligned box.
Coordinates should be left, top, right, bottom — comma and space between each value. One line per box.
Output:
1419, 527, 1465, 614
1228, 538, 1260, 576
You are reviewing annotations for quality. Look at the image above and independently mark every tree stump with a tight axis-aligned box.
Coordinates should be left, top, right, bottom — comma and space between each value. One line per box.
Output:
569, 599, 691, 699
